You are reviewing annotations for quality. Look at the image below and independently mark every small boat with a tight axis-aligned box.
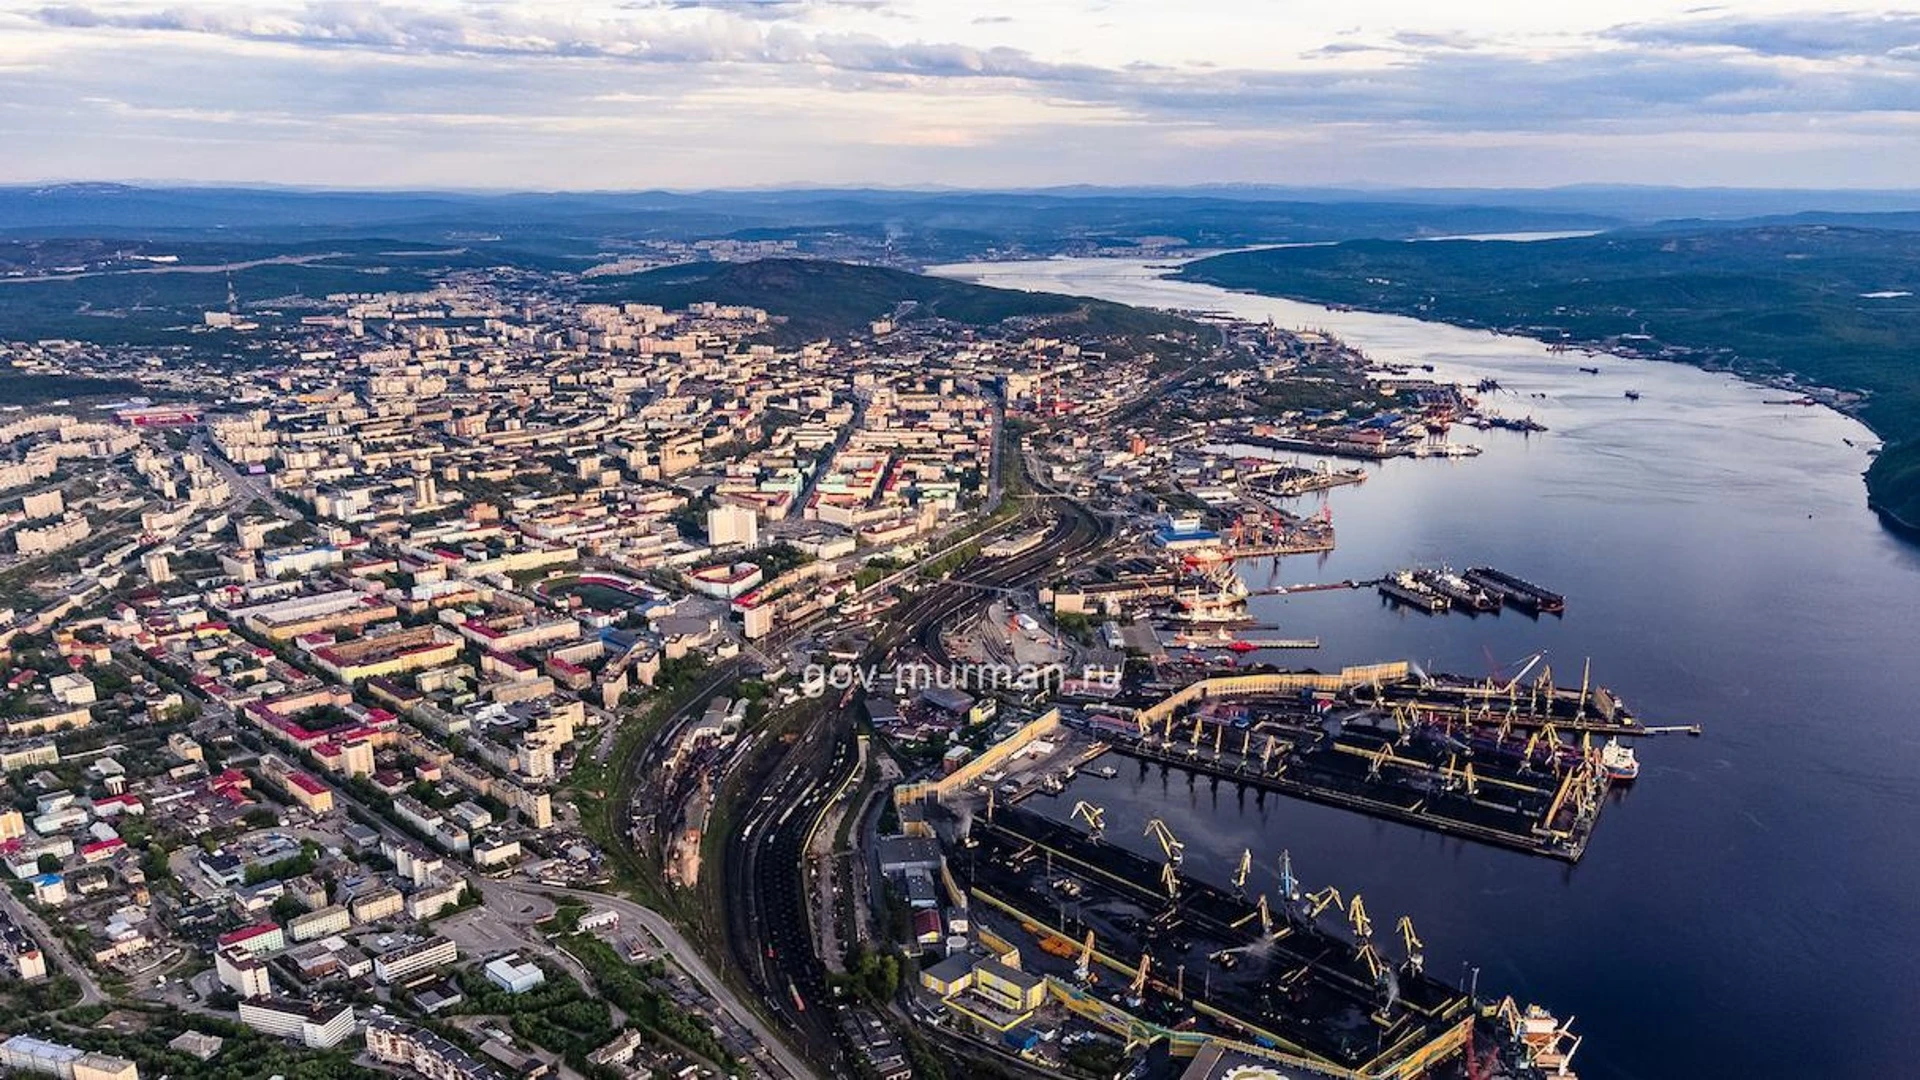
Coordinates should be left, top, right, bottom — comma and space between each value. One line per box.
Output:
1600, 739, 1640, 781
1095, 766, 1119, 779
1578, 366, 1600, 375
1624, 390, 1641, 400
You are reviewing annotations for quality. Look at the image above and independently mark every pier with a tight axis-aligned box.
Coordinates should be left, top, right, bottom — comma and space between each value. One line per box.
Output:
1109, 728, 1602, 863
957, 805, 1474, 1078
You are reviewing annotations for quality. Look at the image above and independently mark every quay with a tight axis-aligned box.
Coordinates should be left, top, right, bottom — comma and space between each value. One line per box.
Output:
1109, 726, 1602, 863
955, 805, 1475, 1078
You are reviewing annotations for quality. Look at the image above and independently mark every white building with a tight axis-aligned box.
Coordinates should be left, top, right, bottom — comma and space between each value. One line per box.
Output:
484, 954, 546, 994
707, 503, 760, 548
238, 997, 356, 1049
373, 935, 457, 984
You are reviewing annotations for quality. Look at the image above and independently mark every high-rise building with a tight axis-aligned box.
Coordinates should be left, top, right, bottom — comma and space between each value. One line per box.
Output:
707, 503, 760, 548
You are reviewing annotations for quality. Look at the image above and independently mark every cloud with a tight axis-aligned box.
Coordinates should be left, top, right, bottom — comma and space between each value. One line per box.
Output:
10, 1, 1920, 189
1608, 11, 1920, 60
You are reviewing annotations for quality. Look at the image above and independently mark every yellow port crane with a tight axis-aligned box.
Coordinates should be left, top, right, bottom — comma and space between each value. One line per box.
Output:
1160, 861, 1181, 900
1129, 952, 1152, 1000
1074, 930, 1096, 982
1231, 848, 1252, 892
1396, 915, 1425, 973
1356, 937, 1386, 985
1368, 741, 1396, 779
1144, 818, 1185, 866
1348, 893, 1374, 942
1304, 886, 1344, 920
1071, 800, 1106, 841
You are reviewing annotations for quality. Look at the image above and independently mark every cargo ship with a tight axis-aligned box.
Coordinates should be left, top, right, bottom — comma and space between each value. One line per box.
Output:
1464, 567, 1566, 614
1413, 568, 1501, 612
1599, 738, 1640, 781
1378, 571, 1449, 613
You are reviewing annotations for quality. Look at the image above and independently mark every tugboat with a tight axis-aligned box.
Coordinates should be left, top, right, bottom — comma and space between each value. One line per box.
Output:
1600, 738, 1640, 781
1624, 389, 1641, 400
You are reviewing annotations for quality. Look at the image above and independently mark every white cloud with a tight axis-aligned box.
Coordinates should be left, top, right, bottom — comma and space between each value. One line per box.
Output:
4, 0, 1920, 187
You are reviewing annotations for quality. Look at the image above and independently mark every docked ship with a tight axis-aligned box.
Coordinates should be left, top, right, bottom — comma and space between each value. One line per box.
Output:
1378, 571, 1448, 613
1599, 738, 1640, 781
1166, 567, 1251, 624
1414, 568, 1501, 612
1464, 566, 1566, 614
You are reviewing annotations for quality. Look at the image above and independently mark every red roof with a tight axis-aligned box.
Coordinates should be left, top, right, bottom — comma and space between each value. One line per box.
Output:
218, 923, 280, 946
287, 772, 329, 797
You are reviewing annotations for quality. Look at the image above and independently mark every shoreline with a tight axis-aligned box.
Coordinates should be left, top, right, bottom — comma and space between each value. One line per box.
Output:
1171, 270, 1912, 538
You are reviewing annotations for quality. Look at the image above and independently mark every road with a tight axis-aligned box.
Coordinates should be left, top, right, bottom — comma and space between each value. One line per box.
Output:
481, 878, 816, 1080
0, 889, 105, 1006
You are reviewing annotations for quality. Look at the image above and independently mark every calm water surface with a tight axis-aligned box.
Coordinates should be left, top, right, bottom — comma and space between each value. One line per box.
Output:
932, 256, 1920, 1080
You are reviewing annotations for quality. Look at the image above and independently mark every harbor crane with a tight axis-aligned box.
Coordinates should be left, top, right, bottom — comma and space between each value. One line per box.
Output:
1071, 800, 1106, 841
1348, 893, 1374, 942
1074, 930, 1096, 982
1278, 849, 1301, 903
1231, 848, 1252, 893
1396, 915, 1425, 973
1144, 818, 1185, 867
1251, 893, 1274, 936
1160, 861, 1181, 900
1304, 886, 1344, 920
1127, 952, 1152, 1007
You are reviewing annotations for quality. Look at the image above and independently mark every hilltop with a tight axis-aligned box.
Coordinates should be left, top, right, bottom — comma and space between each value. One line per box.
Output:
585, 258, 1197, 347
1179, 226, 1920, 534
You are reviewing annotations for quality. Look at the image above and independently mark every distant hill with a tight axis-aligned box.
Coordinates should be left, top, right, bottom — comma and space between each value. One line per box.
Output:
1178, 226, 1920, 534
585, 258, 1196, 346
0, 183, 1622, 255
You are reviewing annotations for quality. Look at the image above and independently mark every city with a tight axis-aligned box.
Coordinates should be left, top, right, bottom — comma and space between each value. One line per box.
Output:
3, 3, 1920, 1080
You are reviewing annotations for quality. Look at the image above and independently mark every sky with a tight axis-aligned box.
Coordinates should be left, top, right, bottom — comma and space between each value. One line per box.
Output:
3, 0, 1920, 189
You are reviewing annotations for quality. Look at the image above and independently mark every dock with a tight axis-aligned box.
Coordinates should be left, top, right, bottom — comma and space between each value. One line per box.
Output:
958, 805, 1475, 1078
1110, 726, 1602, 862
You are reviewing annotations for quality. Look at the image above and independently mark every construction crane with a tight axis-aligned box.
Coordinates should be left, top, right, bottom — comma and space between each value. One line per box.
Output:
1304, 886, 1344, 920
1144, 818, 1185, 866
1071, 800, 1106, 841
1395, 915, 1425, 973
1231, 848, 1252, 893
